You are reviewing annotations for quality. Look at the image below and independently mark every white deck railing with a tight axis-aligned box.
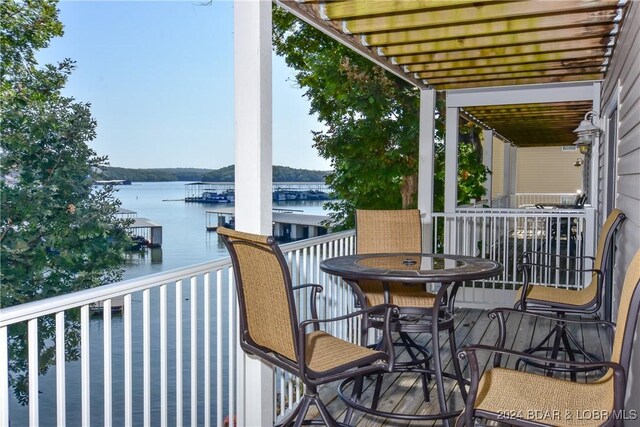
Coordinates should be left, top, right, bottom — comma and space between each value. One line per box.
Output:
0, 230, 357, 427
432, 207, 596, 308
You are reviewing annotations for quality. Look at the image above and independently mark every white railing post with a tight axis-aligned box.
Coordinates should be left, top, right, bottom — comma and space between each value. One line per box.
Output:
483, 129, 494, 205
418, 89, 436, 252
584, 207, 597, 285
234, 0, 274, 424
444, 105, 459, 253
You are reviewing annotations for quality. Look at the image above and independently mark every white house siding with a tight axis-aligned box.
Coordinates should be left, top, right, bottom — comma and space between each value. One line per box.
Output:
515, 146, 583, 193
600, 1, 640, 418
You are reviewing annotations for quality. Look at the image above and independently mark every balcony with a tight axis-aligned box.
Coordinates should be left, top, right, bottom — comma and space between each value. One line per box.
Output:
2, 0, 638, 424
0, 210, 603, 425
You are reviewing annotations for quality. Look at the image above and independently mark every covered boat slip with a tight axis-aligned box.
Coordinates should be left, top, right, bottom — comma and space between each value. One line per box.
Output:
206, 207, 329, 240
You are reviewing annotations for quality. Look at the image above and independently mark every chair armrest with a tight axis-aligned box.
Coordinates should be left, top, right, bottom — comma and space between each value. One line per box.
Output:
297, 304, 399, 374
298, 304, 396, 329
457, 344, 626, 427
460, 344, 622, 375
293, 284, 324, 325
489, 307, 615, 330
292, 284, 324, 292
518, 263, 601, 274
521, 250, 595, 264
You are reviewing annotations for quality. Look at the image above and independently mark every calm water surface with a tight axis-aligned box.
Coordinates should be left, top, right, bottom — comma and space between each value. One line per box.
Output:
117, 181, 329, 279
9, 182, 330, 426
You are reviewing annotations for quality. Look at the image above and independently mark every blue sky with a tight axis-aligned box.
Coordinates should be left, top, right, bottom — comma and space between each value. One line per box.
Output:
38, 1, 330, 170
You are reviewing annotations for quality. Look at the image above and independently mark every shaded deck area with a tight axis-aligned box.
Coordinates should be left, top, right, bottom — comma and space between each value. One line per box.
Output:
308, 308, 610, 426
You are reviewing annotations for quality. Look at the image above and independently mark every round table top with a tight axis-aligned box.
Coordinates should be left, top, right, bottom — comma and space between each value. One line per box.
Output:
320, 253, 503, 283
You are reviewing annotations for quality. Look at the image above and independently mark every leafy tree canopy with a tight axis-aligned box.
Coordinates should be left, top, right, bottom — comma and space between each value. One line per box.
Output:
1, 0, 131, 403
97, 165, 330, 182
272, 6, 489, 229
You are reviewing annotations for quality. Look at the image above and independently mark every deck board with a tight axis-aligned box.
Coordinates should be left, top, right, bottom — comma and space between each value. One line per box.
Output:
299, 308, 608, 426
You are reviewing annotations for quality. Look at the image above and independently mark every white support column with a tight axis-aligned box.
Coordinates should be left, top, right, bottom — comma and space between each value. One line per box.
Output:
482, 129, 494, 205
234, 1, 274, 425
502, 143, 512, 206
418, 89, 436, 252
509, 145, 518, 196
444, 106, 459, 252
589, 82, 602, 208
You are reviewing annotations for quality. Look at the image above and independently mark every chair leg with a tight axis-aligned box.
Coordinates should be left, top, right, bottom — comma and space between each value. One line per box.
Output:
343, 376, 363, 425
371, 374, 384, 410
292, 396, 313, 427
560, 327, 578, 381
275, 399, 305, 427
315, 396, 340, 427
449, 327, 467, 402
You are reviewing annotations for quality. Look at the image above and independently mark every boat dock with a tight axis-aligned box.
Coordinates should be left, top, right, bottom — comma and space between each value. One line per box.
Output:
117, 208, 163, 248
185, 182, 332, 203
206, 208, 329, 241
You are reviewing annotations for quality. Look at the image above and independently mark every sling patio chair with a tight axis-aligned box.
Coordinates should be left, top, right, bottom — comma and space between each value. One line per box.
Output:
337, 209, 466, 422
456, 249, 640, 427
217, 227, 397, 427
514, 209, 625, 379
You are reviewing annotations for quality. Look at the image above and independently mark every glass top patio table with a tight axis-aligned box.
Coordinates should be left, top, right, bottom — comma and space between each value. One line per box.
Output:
320, 253, 502, 425
320, 253, 502, 284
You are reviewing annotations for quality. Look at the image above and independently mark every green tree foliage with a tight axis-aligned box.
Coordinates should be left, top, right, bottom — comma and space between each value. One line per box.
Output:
272, 6, 490, 229
97, 165, 330, 182
1, 0, 130, 403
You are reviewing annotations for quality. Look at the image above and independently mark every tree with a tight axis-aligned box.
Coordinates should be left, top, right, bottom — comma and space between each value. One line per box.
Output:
1, 0, 130, 403
272, 6, 490, 229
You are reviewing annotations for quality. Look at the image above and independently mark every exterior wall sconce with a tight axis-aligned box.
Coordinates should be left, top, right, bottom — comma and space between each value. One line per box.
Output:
574, 158, 584, 167
573, 111, 601, 154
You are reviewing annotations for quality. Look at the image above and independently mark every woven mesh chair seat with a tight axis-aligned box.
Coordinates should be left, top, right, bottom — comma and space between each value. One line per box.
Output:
475, 368, 614, 427
358, 280, 437, 307
305, 330, 385, 374
516, 282, 596, 308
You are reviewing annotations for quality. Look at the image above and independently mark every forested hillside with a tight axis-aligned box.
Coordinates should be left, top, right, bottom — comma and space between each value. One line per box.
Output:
97, 165, 329, 182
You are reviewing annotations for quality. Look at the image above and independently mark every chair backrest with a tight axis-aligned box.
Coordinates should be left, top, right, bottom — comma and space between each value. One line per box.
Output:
581, 209, 625, 306
573, 193, 587, 208
594, 209, 625, 273
610, 250, 640, 371
217, 227, 299, 362
356, 209, 422, 255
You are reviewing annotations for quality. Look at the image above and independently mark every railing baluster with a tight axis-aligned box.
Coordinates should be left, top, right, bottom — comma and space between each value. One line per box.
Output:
204, 272, 211, 427
191, 276, 198, 427
216, 270, 223, 427
0, 326, 8, 427
103, 300, 112, 427
81, 305, 90, 426
175, 280, 183, 426
55, 311, 66, 427
124, 293, 132, 427
160, 284, 168, 427
28, 318, 39, 425
143, 289, 151, 426
229, 269, 237, 427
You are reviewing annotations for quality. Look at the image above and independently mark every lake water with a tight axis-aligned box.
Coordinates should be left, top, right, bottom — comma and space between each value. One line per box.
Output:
8, 182, 331, 426
116, 181, 329, 280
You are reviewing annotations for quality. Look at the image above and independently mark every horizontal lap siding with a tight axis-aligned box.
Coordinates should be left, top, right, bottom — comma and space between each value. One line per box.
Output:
601, 1, 640, 419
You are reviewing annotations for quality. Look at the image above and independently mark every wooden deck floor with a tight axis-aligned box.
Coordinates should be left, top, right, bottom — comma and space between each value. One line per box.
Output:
306, 308, 610, 426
